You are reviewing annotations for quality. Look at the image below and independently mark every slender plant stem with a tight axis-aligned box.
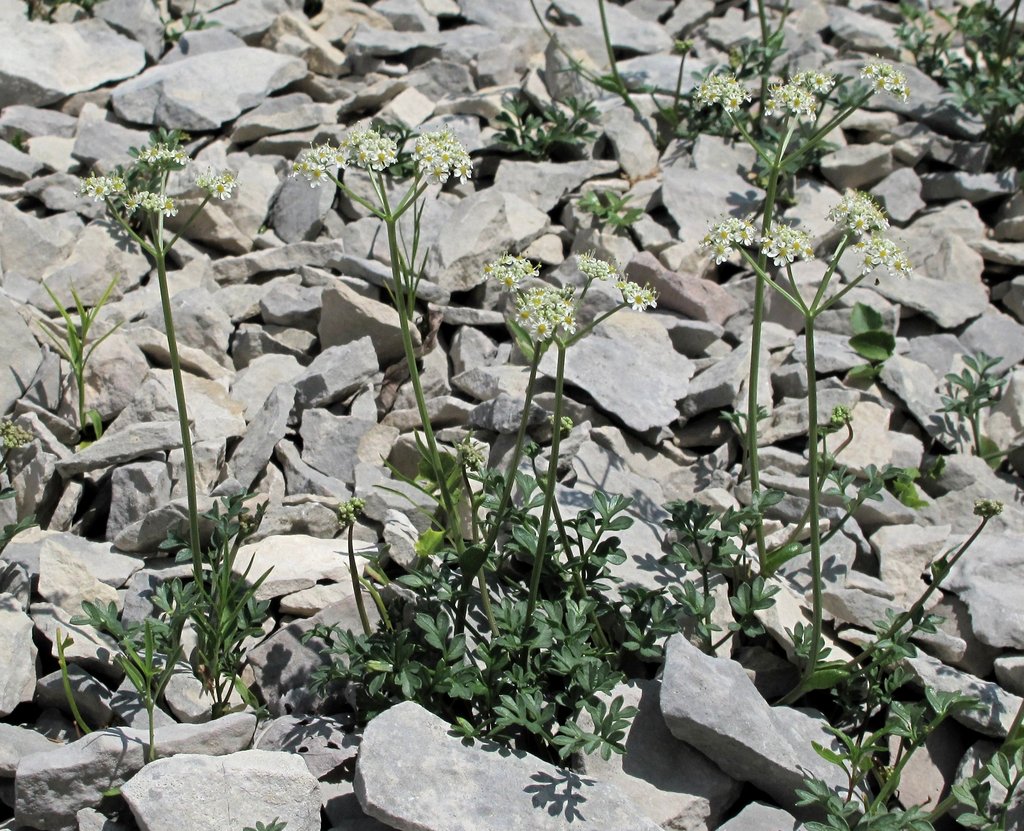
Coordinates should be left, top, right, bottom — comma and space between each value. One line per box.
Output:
56, 628, 92, 736
524, 343, 566, 634
799, 312, 825, 689
347, 522, 371, 636
153, 242, 201, 573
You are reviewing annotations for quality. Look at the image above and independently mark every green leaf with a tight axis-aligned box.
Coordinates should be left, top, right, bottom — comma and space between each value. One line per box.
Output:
850, 302, 885, 335
849, 330, 896, 363
764, 542, 804, 574
414, 528, 445, 559
457, 544, 487, 576
801, 664, 852, 692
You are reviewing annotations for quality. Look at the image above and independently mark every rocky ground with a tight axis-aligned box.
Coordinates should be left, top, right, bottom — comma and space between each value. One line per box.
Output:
1, 0, 1024, 829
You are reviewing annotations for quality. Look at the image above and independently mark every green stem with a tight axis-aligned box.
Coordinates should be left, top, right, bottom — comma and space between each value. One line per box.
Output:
347, 523, 371, 637
799, 312, 825, 690
153, 240, 201, 574
56, 628, 92, 736
524, 343, 566, 636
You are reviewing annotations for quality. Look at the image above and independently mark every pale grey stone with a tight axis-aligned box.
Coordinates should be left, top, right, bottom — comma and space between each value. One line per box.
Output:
270, 172, 336, 244
428, 189, 550, 292
0, 139, 44, 181
953, 741, 1024, 828
828, 5, 899, 57
106, 461, 173, 540
300, 411, 377, 482
469, 392, 547, 434
539, 313, 693, 433
253, 713, 358, 778
870, 167, 925, 224
903, 652, 1022, 737
160, 26, 245, 62
0, 19, 145, 109
660, 634, 847, 813
0, 598, 36, 717
319, 281, 414, 367
121, 750, 320, 831
920, 169, 1018, 203
0, 292, 43, 417
0, 724, 58, 778
994, 655, 1024, 697
995, 191, 1024, 241
143, 287, 234, 363
233, 533, 369, 602
111, 48, 307, 130
355, 701, 663, 831
820, 143, 894, 190
228, 383, 295, 491
879, 354, 946, 440
0, 198, 79, 281
259, 282, 321, 331
93, 0, 165, 59
871, 523, 952, 607
945, 533, 1024, 650
961, 311, 1024, 371
919, 454, 1024, 535
37, 542, 120, 614
0, 105, 77, 142
71, 102, 151, 171
293, 338, 379, 409
36, 666, 115, 729
55, 421, 181, 478
625, 251, 742, 326
492, 159, 619, 214
716, 802, 805, 831
577, 680, 739, 831
274, 439, 350, 497
263, 11, 346, 76
231, 355, 303, 422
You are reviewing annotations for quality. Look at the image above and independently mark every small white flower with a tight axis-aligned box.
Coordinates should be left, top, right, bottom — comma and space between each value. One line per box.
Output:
484, 253, 540, 290
760, 223, 815, 266
860, 62, 910, 102
827, 190, 889, 235
855, 233, 912, 279
196, 168, 237, 201
80, 175, 126, 202
700, 217, 758, 263
412, 127, 472, 184
575, 252, 619, 283
695, 74, 751, 113
136, 143, 190, 167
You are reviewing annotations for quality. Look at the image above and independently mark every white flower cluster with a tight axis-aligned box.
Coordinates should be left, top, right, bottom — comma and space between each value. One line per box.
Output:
292, 144, 339, 187
80, 175, 127, 202
701, 217, 757, 264
764, 71, 835, 120
483, 253, 540, 290
827, 190, 889, 235
695, 75, 752, 113
196, 168, 238, 201
136, 143, 189, 167
574, 253, 656, 312
761, 223, 815, 266
340, 128, 399, 172
123, 191, 178, 218
855, 233, 912, 279
412, 127, 473, 184
515, 285, 578, 340
861, 62, 910, 101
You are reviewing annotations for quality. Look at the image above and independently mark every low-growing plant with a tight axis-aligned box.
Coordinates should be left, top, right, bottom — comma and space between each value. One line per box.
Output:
0, 419, 37, 555
940, 352, 1010, 465
897, 0, 1023, 168
846, 302, 896, 383
494, 94, 599, 161
37, 274, 122, 445
243, 821, 287, 831
577, 189, 644, 230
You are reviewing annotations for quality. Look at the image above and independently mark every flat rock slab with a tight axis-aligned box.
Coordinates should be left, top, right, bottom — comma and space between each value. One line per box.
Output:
55, 421, 182, 478
111, 48, 307, 130
540, 313, 693, 433
355, 701, 662, 831
120, 750, 321, 831
945, 533, 1024, 649
659, 634, 846, 813
0, 19, 145, 109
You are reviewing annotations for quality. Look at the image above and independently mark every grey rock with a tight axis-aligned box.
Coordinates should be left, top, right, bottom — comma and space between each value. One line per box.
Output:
0, 198, 79, 280
79, 333, 151, 423
600, 105, 659, 179
319, 281, 414, 367
55, 421, 181, 478
231, 355, 303, 421
121, 750, 320, 831
15, 715, 256, 831
0, 19, 145, 109
106, 461, 173, 539
879, 354, 946, 440
551, 0, 672, 54
577, 680, 740, 831
994, 655, 1024, 697
660, 634, 847, 812
428, 189, 550, 292
0, 105, 77, 142
954, 741, 1024, 828
36, 666, 115, 729
0, 292, 43, 417
827, 5, 899, 57
682, 339, 770, 421
469, 392, 547, 434
233, 533, 364, 602
300, 410, 378, 484
820, 143, 894, 190
945, 533, 1024, 650
111, 48, 307, 130
30, 603, 122, 679
93, 0, 165, 59
270, 172, 336, 243
920, 169, 1018, 203
492, 159, 619, 214
232, 92, 337, 144
228, 383, 295, 491
37, 541, 120, 614
274, 439, 351, 497
293, 338, 379, 408
0, 598, 36, 717
919, 454, 1024, 534
903, 652, 1022, 737
540, 313, 693, 433
0, 724, 58, 778
625, 251, 742, 326
871, 523, 953, 607
716, 802, 805, 831
870, 167, 925, 224
259, 282, 322, 331
0, 139, 44, 181
960, 311, 1024, 371
995, 191, 1024, 241
253, 713, 358, 778
71, 102, 151, 171
143, 287, 234, 363
355, 700, 663, 831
